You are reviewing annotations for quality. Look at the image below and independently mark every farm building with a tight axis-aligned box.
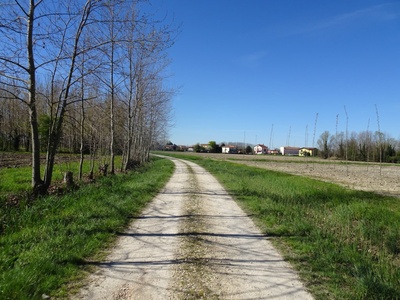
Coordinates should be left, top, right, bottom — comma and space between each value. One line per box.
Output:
222, 146, 238, 154
299, 147, 318, 157
268, 149, 280, 155
254, 144, 268, 155
280, 146, 300, 156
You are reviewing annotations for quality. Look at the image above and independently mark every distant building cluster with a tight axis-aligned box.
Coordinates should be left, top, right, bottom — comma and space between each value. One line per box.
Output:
159, 141, 317, 156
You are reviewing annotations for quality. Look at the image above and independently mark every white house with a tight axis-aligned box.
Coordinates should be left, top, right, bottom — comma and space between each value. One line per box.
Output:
222, 146, 238, 154
253, 144, 268, 155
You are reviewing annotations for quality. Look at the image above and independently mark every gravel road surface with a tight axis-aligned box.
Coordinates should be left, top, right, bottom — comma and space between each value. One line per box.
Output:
73, 156, 313, 299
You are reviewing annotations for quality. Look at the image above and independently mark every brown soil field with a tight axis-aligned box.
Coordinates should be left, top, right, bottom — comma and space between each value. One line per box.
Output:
0, 152, 32, 168
0, 152, 80, 168
180, 152, 400, 198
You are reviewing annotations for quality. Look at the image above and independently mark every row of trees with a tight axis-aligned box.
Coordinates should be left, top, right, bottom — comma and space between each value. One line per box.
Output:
317, 130, 399, 163
0, 0, 175, 194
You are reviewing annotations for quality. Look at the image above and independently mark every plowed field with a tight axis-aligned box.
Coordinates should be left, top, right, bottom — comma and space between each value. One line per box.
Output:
180, 153, 400, 198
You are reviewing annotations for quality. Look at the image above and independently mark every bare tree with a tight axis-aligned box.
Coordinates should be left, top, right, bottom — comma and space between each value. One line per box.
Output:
0, 0, 99, 193
317, 131, 331, 159
1, 0, 177, 192
375, 104, 382, 175
344, 106, 349, 175
0, 0, 43, 189
91, 0, 131, 175
120, 6, 139, 171
102, 1, 119, 175
117, 6, 175, 170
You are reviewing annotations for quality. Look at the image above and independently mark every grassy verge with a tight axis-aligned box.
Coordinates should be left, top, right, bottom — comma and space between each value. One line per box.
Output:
159, 152, 400, 299
0, 157, 174, 299
0, 155, 118, 196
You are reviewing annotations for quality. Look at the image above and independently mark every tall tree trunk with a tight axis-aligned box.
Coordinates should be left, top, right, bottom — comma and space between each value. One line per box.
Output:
27, 0, 44, 192
110, 41, 115, 175
123, 71, 135, 171
43, 0, 93, 190
79, 79, 85, 181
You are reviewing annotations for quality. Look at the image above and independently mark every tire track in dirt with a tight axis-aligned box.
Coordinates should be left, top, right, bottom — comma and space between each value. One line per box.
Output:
171, 163, 219, 299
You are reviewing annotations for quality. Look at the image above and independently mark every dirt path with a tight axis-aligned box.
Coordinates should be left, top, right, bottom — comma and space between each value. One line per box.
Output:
73, 157, 313, 299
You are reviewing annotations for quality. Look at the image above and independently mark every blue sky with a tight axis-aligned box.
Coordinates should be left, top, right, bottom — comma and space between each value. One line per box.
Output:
151, 0, 400, 148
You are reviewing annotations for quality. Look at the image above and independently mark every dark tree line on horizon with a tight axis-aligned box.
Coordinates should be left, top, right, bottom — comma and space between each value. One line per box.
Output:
163, 129, 400, 163
0, 0, 176, 194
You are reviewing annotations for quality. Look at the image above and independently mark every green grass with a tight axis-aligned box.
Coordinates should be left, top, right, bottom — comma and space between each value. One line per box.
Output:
0, 157, 174, 299
159, 152, 400, 300
0, 167, 32, 195
0, 155, 122, 196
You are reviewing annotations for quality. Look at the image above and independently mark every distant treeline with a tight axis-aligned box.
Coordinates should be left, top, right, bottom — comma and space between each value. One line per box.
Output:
316, 130, 399, 163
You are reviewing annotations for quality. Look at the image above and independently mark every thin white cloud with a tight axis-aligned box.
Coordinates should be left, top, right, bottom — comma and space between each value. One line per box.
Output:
319, 3, 398, 28
289, 3, 400, 36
